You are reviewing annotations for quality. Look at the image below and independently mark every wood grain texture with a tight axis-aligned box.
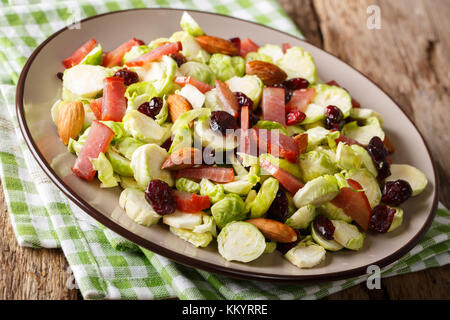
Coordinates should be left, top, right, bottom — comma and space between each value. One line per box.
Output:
0, 0, 448, 300
278, 0, 450, 299
0, 180, 79, 300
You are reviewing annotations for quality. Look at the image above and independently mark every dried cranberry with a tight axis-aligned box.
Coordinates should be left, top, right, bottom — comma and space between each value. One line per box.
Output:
210, 110, 237, 135
367, 136, 388, 163
248, 111, 259, 128
283, 78, 309, 91
113, 68, 139, 86
170, 52, 187, 67
366, 136, 391, 180
324, 105, 344, 130
266, 190, 289, 222
381, 179, 412, 206
253, 182, 262, 192
160, 137, 173, 152
284, 89, 293, 104
370, 205, 396, 233
138, 97, 163, 119
313, 215, 335, 240
56, 72, 63, 81
145, 179, 176, 215
377, 162, 392, 181
234, 92, 254, 110
229, 37, 241, 51
286, 110, 306, 126
277, 230, 301, 254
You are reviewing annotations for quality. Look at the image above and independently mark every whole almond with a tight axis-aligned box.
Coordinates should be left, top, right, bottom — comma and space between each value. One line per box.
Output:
247, 218, 298, 243
195, 35, 239, 56
161, 147, 202, 170
57, 101, 85, 145
245, 60, 287, 86
167, 94, 193, 123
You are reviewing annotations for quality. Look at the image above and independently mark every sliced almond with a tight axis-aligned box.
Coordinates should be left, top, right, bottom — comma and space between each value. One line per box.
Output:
294, 133, 308, 155
245, 60, 287, 86
195, 35, 238, 56
161, 147, 202, 170
167, 94, 193, 123
247, 218, 298, 243
57, 101, 85, 145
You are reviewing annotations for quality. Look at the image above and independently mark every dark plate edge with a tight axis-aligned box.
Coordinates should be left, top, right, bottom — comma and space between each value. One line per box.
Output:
15, 7, 439, 284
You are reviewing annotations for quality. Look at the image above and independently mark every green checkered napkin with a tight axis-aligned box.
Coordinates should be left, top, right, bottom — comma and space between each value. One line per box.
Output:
0, 0, 449, 300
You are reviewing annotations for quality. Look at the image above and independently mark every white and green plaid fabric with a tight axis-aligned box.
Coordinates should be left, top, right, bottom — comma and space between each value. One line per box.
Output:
0, 0, 449, 300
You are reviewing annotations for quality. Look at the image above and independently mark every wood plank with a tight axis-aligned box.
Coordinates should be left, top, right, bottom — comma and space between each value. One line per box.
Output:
276, 0, 323, 47
278, 0, 450, 300
312, 0, 450, 208
0, 180, 78, 300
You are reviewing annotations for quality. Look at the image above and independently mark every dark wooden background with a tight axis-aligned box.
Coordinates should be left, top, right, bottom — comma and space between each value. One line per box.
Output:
0, 0, 448, 299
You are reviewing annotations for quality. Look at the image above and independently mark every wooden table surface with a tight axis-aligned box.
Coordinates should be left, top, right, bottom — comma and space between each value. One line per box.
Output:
0, 0, 449, 300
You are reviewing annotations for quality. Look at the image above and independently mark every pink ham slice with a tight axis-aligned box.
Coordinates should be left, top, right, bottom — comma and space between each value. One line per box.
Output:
255, 128, 300, 163
102, 38, 144, 68
173, 76, 213, 94
331, 179, 372, 231
261, 87, 286, 126
215, 80, 240, 118
62, 38, 98, 68
259, 158, 304, 195
174, 166, 234, 183
172, 190, 210, 213
125, 42, 182, 67
239, 38, 259, 57
72, 121, 115, 181
90, 97, 102, 120
286, 88, 316, 112
101, 77, 127, 122
238, 106, 259, 157
282, 42, 292, 53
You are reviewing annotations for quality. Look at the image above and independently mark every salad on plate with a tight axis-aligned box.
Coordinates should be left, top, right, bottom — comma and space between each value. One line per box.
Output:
52, 12, 428, 269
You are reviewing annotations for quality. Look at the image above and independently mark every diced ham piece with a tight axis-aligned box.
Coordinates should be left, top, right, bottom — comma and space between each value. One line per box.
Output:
255, 128, 299, 163
125, 42, 182, 67
174, 166, 234, 183
215, 80, 240, 117
293, 133, 308, 155
90, 97, 103, 120
102, 37, 144, 68
262, 87, 286, 126
259, 158, 304, 195
238, 106, 259, 156
101, 77, 127, 122
240, 106, 250, 130
238, 128, 259, 157
62, 38, 98, 68
239, 38, 259, 57
172, 190, 210, 213
282, 42, 292, 53
286, 88, 316, 112
173, 76, 213, 94
72, 121, 114, 181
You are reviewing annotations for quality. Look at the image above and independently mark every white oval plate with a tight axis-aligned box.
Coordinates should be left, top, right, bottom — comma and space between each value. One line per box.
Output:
17, 8, 438, 283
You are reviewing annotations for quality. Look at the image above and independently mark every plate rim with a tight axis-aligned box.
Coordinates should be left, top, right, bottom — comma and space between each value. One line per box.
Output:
15, 7, 439, 283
